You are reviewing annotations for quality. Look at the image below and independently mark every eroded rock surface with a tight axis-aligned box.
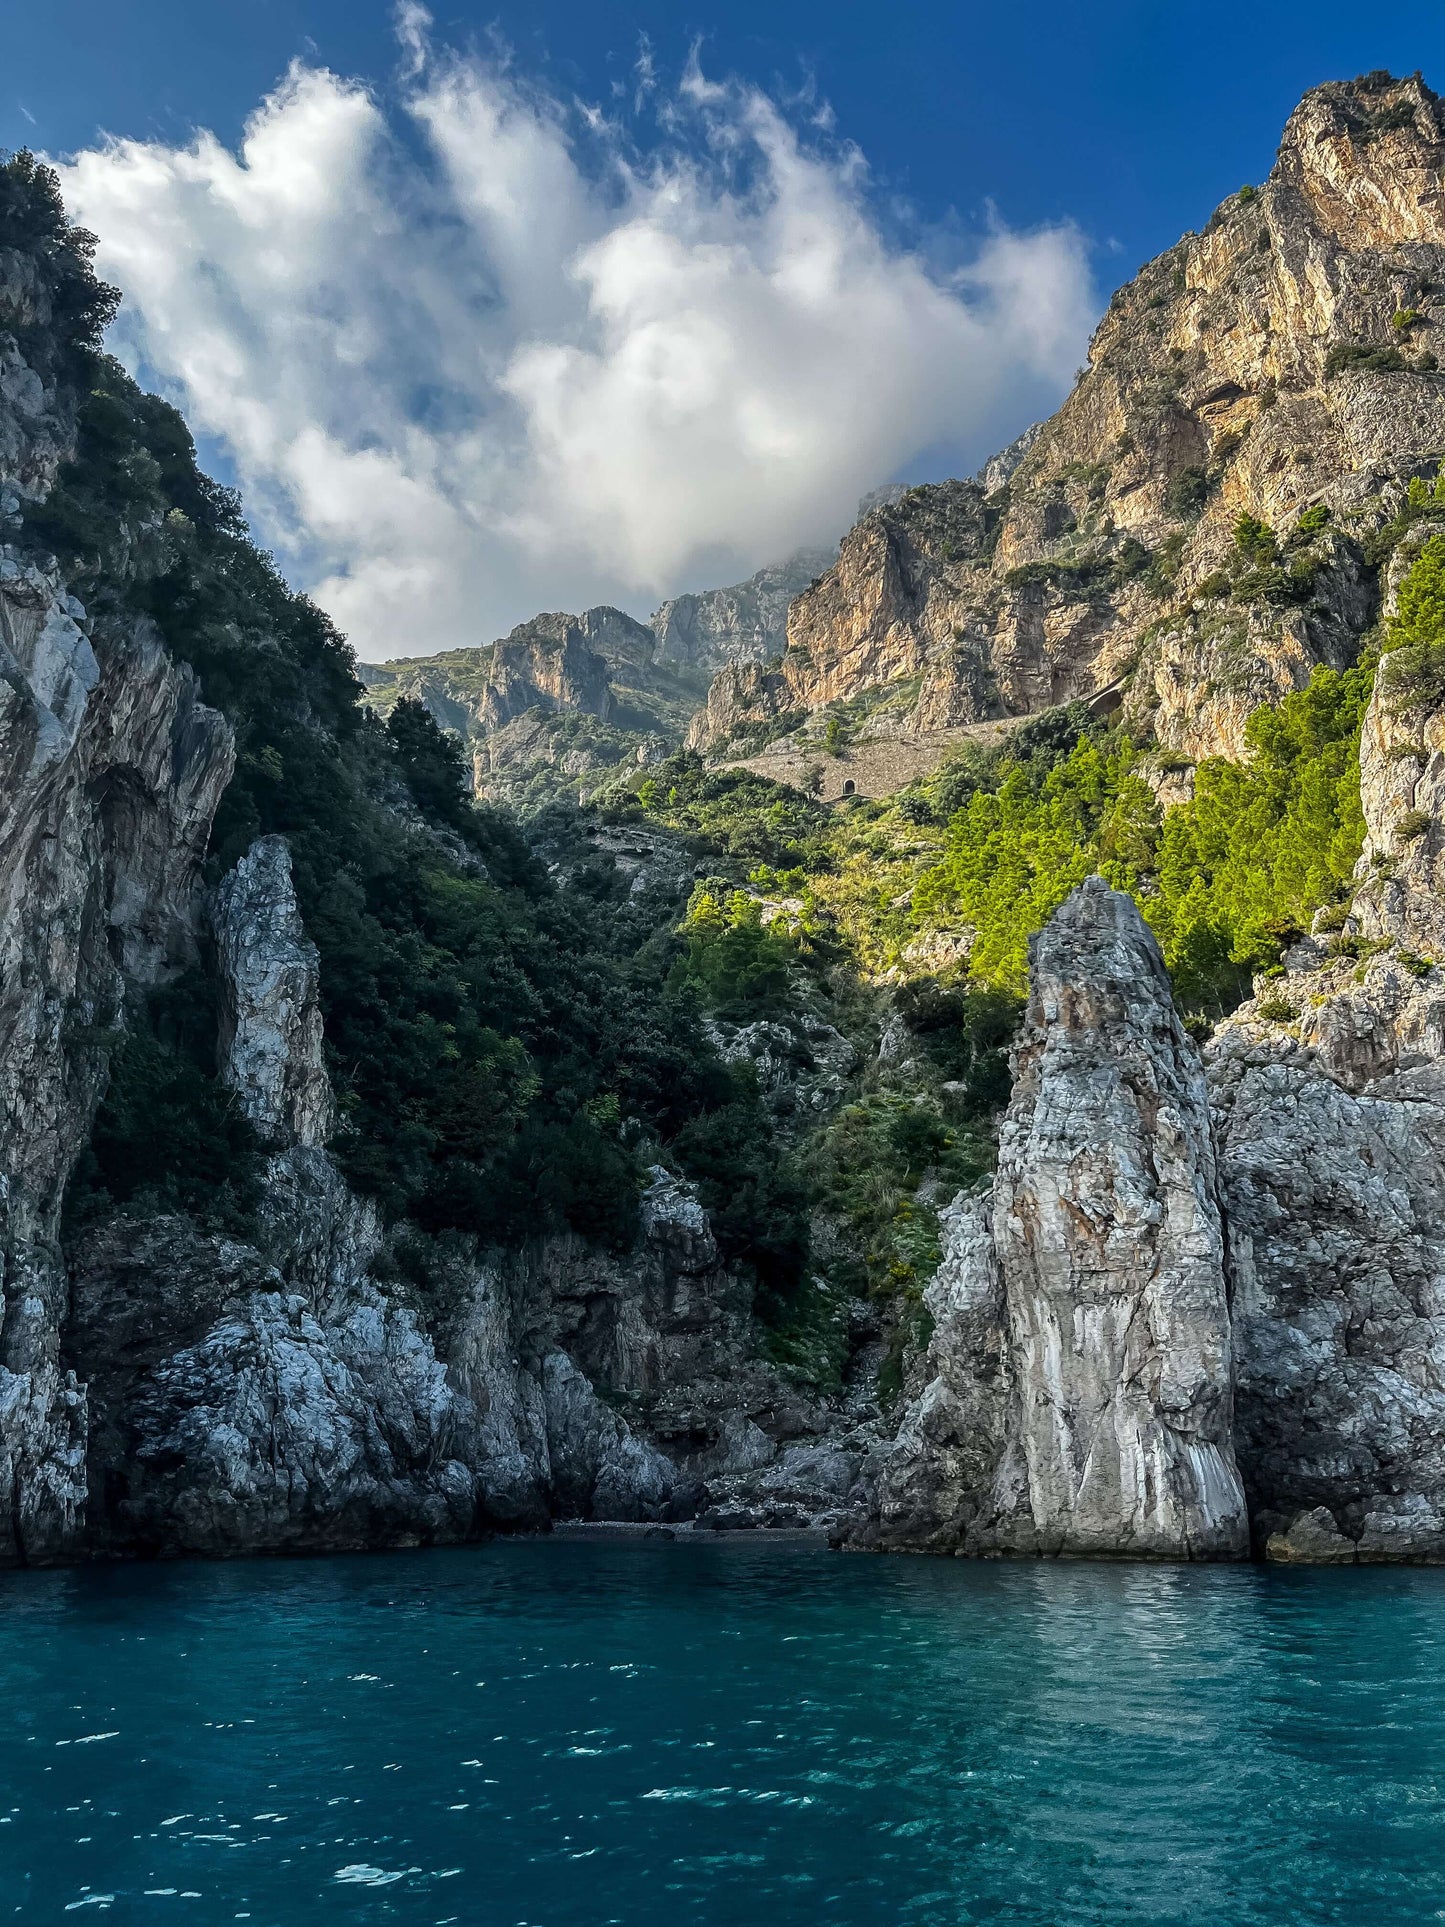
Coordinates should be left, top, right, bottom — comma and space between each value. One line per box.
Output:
1198, 625, 1445, 1561
854, 881, 1249, 1559
693, 74, 1444, 770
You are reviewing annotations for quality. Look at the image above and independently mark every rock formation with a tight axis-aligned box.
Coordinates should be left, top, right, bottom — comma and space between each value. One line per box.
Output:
0, 164, 869, 1565
693, 72, 1445, 770
857, 626, 1445, 1562
360, 551, 836, 805
0, 538, 233, 1563
16, 80, 1445, 1572
1199, 588, 1445, 1563
52, 818, 847, 1558
651, 549, 835, 678
854, 881, 1249, 1559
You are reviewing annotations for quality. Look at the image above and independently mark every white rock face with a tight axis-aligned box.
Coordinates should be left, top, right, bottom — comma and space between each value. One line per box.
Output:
651, 549, 836, 678
993, 880, 1248, 1556
0, 548, 232, 1564
857, 881, 1249, 1560
213, 836, 334, 1147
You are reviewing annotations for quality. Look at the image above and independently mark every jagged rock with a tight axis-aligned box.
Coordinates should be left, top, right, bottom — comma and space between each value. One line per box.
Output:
1265, 1507, 1358, 1564
976, 422, 1042, 495
692, 74, 1445, 776
855, 1191, 1011, 1550
1198, 581, 1445, 1562
120, 1289, 477, 1555
0, 538, 232, 1562
704, 1016, 856, 1116
541, 1350, 674, 1521
651, 549, 835, 677
1351, 581, 1445, 956
213, 836, 333, 1148
855, 880, 1249, 1559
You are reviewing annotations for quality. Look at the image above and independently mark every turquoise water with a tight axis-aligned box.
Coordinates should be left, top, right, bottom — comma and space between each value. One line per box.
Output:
4, 1539, 1445, 1924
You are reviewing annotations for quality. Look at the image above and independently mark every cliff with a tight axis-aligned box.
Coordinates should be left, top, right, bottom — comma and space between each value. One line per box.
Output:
852, 515, 1445, 1561
361, 551, 834, 807
0, 155, 872, 1563
14, 76, 1445, 1573
693, 72, 1445, 773
854, 881, 1248, 1559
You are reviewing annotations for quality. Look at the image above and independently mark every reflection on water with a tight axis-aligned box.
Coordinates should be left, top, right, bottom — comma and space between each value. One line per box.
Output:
3, 1537, 1445, 1923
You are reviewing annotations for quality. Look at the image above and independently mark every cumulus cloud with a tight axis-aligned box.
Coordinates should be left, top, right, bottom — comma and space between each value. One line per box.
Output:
57, 18, 1097, 658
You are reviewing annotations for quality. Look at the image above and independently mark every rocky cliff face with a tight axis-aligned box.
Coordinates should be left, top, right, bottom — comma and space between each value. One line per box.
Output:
1197, 596, 1445, 1562
651, 549, 836, 679
361, 553, 838, 806
362, 605, 696, 804
694, 73, 1445, 769
0, 169, 876, 1566
0, 548, 234, 1562
854, 881, 1248, 1559
857, 627, 1445, 1562
49, 818, 842, 1558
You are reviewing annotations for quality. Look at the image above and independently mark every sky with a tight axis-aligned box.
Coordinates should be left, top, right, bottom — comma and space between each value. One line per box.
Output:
7, 1, 1445, 659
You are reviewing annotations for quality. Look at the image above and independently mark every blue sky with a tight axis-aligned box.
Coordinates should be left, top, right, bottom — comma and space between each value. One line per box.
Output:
9, 3, 1445, 653
13, 0, 1444, 283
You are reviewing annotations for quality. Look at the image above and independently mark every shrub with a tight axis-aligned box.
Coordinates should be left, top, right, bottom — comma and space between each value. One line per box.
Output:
67, 974, 262, 1235
1234, 513, 1278, 565
1296, 503, 1332, 538
673, 886, 798, 1018
1381, 533, 1445, 711
1165, 466, 1210, 518
1324, 342, 1408, 378
1396, 808, 1432, 840
1255, 994, 1298, 1023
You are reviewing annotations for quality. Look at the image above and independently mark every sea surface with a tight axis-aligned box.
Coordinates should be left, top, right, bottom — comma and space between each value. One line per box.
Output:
3, 1534, 1445, 1924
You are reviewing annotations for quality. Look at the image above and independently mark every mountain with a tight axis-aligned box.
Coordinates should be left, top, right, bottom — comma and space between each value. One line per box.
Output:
358, 550, 834, 806
8, 74, 1445, 1569
691, 70, 1445, 794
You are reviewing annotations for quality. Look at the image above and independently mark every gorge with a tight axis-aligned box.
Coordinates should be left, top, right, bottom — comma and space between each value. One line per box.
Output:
7, 69, 1445, 1574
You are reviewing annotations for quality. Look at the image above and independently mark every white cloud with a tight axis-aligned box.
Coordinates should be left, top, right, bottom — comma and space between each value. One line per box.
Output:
57, 26, 1097, 660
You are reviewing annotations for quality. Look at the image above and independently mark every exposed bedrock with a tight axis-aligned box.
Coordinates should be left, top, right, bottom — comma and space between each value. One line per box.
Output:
62, 837, 766, 1557
1202, 652, 1445, 1563
860, 721, 1445, 1564
853, 880, 1249, 1560
0, 548, 233, 1565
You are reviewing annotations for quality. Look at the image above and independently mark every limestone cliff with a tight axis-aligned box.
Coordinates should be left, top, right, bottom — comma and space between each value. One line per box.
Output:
361, 552, 836, 806
854, 881, 1248, 1559
1199, 574, 1445, 1562
651, 549, 835, 679
0, 552, 233, 1562
694, 72, 1445, 772
856, 610, 1445, 1562
0, 159, 873, 1565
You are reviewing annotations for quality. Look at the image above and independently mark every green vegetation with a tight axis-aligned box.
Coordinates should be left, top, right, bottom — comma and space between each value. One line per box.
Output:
1324, 342, 1408, 378
65, 972, 262, 1237
630, 656, 1377, 1026
6, 152, 793, 1288
21, 142, 1445, 1398
1380, 531, 1445, 711
1165, 466, 1210, 518
0, 151, 119, 382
